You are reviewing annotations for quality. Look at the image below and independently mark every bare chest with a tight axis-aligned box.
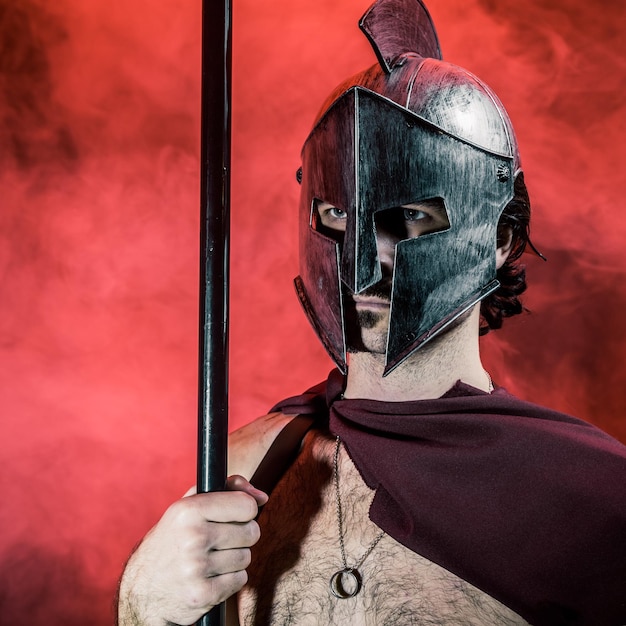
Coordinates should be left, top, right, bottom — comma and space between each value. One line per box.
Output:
238, 432, 527, 626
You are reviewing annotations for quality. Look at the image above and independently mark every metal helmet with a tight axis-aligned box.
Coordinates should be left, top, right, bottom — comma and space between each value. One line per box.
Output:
295, 0, 521, 375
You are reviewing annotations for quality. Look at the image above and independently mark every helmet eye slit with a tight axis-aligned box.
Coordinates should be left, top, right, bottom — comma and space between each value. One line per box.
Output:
312, 198, 347, 245
374, 198, 450, 242
312, 197, 450, 245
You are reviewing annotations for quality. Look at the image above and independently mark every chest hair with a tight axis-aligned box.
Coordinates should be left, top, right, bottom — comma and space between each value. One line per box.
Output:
238, 430, 528, 626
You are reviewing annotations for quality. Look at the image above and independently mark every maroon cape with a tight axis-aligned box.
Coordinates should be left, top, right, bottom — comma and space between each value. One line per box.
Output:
272, 369, 626, 626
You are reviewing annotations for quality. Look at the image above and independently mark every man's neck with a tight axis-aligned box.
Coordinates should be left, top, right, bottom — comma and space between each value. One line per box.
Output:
343, 308, 490, 402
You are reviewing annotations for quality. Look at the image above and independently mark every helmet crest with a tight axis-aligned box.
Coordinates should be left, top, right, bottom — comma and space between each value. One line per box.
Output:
359, 0, 442, 72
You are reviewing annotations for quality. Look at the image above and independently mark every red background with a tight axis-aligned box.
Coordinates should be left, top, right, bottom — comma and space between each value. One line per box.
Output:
1, 0, 625, 622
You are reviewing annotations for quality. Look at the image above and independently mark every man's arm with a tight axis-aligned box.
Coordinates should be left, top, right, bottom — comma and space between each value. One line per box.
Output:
117, 412, 297, 626
117, 476, 267, 626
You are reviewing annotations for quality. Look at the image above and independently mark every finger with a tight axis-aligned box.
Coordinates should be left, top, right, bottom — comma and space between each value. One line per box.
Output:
204, 519, 261, 551
173, 490, 261, 524
204, 547, 252, 577
226, 475, 269, 506
183, 476, 268, 505
206, 570, 249, 606
175, 570, 248, 620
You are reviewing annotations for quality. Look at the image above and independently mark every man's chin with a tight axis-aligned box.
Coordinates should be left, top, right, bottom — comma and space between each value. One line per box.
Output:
345, 311, 388, 354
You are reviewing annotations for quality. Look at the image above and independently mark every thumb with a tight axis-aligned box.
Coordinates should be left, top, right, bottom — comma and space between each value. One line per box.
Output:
226, 474, 269, 506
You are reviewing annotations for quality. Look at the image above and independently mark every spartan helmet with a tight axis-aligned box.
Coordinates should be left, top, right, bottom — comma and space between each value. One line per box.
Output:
294, 0, 520, 376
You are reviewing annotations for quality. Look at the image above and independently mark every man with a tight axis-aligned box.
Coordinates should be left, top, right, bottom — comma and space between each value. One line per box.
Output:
118, 0, 626, 624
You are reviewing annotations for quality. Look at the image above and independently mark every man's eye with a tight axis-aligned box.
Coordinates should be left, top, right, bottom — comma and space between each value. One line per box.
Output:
328, 207, 347, 219
313, 200, 348, 238
403, 208, 428, 221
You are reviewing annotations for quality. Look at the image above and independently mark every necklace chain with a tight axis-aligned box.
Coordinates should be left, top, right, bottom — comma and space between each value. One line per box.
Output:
329, 374, 491, 598
330, 435, 385, 598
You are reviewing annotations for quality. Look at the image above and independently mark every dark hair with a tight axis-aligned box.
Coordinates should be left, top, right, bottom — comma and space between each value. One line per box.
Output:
479, 172, 532, 334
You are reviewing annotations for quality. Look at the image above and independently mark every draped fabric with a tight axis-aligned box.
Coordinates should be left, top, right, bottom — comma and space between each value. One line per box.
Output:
272, 370, 626, 626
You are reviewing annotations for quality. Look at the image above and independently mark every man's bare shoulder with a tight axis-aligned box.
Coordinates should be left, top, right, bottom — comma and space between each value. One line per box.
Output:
228, 412, 299, 480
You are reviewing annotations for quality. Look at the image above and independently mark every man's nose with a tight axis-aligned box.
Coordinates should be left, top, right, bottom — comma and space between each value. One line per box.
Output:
375, 228, 398, 277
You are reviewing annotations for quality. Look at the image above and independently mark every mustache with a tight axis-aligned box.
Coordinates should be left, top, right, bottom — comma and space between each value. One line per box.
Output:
344, 279, 393, 301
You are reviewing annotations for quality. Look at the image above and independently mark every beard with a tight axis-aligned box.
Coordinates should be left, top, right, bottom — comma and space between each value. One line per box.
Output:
344, 281, 391, 354
355, 309, 383, 329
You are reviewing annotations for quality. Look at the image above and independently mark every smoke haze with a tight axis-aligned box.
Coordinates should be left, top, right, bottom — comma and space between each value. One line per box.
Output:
1, 0, 624, 622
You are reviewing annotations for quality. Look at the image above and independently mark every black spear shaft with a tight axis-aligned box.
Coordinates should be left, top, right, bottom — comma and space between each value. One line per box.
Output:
197, 0, 232, 624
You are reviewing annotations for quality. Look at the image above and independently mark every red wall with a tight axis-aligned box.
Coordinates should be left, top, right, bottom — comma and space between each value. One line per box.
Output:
1, 0, 625, 622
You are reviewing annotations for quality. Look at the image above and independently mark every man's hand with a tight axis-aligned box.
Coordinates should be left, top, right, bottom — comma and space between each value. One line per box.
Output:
118, 475, 268, 626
